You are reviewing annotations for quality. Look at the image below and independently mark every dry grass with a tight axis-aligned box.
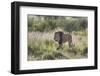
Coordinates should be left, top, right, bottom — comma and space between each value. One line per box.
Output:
28, 31, 88, 61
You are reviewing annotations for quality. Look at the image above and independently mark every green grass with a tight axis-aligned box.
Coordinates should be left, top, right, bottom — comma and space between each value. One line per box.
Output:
28, 33, 88, 61
72, 30, 88, 36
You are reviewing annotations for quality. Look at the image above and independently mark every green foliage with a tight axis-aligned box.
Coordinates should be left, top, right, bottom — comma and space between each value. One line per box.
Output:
27, 15, 88, 61
72, 30, 87, 36
28, 15, 88, 33
28, 34, 88, 61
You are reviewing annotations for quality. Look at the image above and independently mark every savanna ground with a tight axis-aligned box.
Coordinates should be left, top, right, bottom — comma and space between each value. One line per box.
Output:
27, 15, 88, 61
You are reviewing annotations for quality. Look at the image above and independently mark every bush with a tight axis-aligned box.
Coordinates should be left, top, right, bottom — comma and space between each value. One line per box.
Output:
28, 15, 87, 33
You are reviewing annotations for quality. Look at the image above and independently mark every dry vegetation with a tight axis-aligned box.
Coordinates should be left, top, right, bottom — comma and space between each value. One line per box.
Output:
27, 15, 88, 61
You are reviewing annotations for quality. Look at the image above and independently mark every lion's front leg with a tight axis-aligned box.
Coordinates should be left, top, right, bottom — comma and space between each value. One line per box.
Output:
57, 42, 63, 50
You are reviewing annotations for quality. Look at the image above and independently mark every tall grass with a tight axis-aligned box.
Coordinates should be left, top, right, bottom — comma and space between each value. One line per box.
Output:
28, 32, 88, 61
